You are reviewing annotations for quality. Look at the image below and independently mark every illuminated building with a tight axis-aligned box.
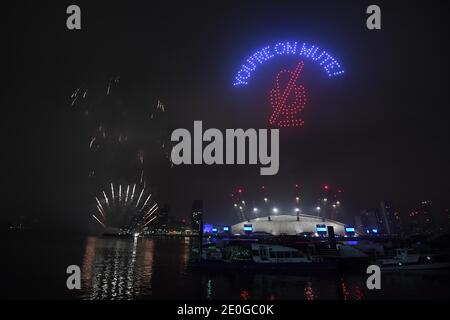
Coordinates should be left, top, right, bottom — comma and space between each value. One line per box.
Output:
407, 200, 436, 234
191, 200, 203, 234
231, 214, 346, 236
345, 226, 356, 237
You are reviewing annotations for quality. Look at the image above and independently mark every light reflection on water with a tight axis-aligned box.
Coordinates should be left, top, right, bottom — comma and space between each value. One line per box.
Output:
75, 236, 450, 300
2, 234, 450, 299
80, 236, 155, 300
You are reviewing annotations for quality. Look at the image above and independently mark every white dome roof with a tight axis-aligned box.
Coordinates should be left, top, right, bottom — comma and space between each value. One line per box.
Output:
231, 214, 346, 236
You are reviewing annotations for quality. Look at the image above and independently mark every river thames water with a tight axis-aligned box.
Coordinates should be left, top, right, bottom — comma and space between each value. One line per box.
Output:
1, 233, 450, 300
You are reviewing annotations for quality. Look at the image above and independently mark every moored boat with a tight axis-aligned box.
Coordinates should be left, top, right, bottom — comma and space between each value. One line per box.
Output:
191, 243, 337, 273
376, 248, 450, 271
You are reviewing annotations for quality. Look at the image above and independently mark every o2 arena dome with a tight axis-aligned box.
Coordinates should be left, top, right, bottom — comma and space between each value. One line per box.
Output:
231, 214, 346, 236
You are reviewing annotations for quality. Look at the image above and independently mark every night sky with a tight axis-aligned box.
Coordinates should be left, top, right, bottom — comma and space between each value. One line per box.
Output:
4, 0, 450, 231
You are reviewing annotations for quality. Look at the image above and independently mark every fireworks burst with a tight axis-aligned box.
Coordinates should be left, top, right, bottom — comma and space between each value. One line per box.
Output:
92, 183, 159, 233
69, 76, 172, 232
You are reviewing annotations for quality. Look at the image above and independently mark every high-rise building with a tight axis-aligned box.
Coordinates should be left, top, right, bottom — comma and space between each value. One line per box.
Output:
420, 200, 435, 230
407, 200, 435, 234
379, 200, 402, 236
191, 200, 203, 234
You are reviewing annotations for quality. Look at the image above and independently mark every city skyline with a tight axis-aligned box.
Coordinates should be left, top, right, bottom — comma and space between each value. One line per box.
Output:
4, 0, 449, 232
3, 0, 450, 304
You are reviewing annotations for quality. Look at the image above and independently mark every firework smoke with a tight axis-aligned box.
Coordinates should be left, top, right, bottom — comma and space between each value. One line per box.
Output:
69, 76, 171, 231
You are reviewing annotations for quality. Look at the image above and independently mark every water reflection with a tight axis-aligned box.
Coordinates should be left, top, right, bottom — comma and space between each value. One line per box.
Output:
198, 273, 371, 300
4, 235, 450, 299
206, 279, 213, 300
76, 237, 450, 300
179, 237, 191, 273
80, 237, 368, 300
304, 281, 317, 300
81, 236, 154, 300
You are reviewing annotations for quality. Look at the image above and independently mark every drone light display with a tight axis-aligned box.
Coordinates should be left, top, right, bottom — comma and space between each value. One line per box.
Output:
233, 41, 344, 86
269, 61, 307, 128
233, 40, 344, 128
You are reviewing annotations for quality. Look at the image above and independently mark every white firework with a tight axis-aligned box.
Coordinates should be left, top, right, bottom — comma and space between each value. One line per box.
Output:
92, 183, 159, 232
